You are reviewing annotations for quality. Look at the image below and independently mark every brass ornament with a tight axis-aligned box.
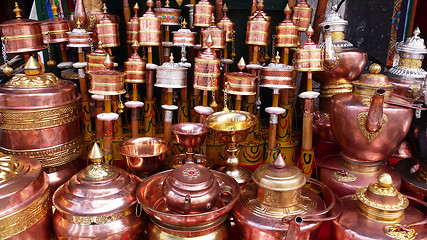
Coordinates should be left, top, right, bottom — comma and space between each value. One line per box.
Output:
58, 206, 134, 225
406, 84, 421, 100
176, 0, 183, 6
356, 112, 388, 142
384, 225, 417, 240
323, 52, 341, 71
0, 154, 21, 180
3, 63, 13, 77
5, 72, 61, 87
333, 170, 356, 182
399, 57, 423, 69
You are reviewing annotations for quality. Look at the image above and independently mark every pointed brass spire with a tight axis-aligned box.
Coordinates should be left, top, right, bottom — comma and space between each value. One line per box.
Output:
13, 2, 22, 18
237, 57, 246, 72
273, 154, 286, 169
89, 143, 104, 164
24, 56, 42, 76
51, 1, 59, 17
133, 2, 140, 14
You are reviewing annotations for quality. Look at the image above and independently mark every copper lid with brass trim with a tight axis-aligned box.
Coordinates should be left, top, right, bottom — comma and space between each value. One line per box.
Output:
194, 35, 220, 91
245, 0, 271, 46
294, 25, 324, 72
353, 63, 395, 90
194, 0, 214, 28
87, 40, 108, 73
40, 1, 70, 44
138, 0, 161, 46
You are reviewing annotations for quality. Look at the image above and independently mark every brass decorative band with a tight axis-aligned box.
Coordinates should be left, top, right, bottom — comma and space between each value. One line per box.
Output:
353, 87, 394, 99
247, 31, 269, 35
320, 83, 353, 98
42, 29, 68, 35
245, 41, 269, 46
97, 23, 118, 27
4, 33, 43, 40
341, 157, 381, 174
357, 202, 404, 223
0, 187, 50, 240
294, 59, 323, 63
399, 57, 423, 69
139, 42, 161, 46
194, 13, 212, 17
195, 58, 221, 64
194, 72, 220, 77
0, 137, 83, 168
97, 33, 119, 37
331, 31, 345, 41
0, 101, 81, 131
276, 34, 298, 38
295, 67, 324, 71
59, 205, 134, 225
193, 85, 218, 91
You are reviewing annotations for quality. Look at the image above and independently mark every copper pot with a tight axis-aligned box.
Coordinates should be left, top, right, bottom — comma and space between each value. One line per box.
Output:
330, 64, 414, 163
53, 144, 144, 240
0, 153, 52, 240
232, 155, 340, 240
117, 137, 170, 177
0, 57, 82, 193
331, 173, 427, 240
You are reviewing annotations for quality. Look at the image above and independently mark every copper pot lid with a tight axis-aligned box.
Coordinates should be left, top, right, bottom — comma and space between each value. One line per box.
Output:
353, 63, 395, 89
0, 153, 47, 217
166, 163, 217, 192
252, 154, 306, 192
355, 173, 409, 223
0, 3, 40, 27
396, 28, 427, 55
53, 143, 142, 217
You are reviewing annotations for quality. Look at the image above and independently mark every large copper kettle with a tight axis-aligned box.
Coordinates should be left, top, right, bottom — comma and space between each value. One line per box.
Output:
331, 173, 427, 240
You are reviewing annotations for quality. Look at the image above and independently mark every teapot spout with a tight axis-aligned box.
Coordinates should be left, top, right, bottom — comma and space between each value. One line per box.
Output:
283, 216, 302, 240
366, 89, 386, 133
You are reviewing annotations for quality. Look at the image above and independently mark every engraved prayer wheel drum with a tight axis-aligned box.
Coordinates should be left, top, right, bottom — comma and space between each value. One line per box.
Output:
245, 11, 271, 46
139, 4, 161, 46
0, 18, 46, 54
295, 29, 323, 72
127, 13, 139, 44
172, 29, 196, 46
261, 62, 294, 89
0, 154, 52, 240
67, 28, 92, 48
96, 15, 119, 48
155, 8, 181, 26
331, 174, 427, 240
89, 68, 126, 95
194, 47, 221, 91
276, 5, 298, 48
0, 57, 83, 193
194, 0, 214, 28
52, 145, 144, 239
202, 21, 226, 50
218, 14, 234, 42
232, 156, 334, 239
87, 46, 108, 73
155, 58, 187, 88
125, 52, 146, 84
224, 72, 257, 95
41, 18, 70, 44
292, 0, 312, 31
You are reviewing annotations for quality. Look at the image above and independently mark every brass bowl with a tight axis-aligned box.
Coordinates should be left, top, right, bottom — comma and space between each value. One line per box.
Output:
206, 110, 257, 144
117, 137, 170, 177
171, 123, 210, 149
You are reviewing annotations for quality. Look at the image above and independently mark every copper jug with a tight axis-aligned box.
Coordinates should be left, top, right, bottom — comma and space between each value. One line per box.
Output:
331, 173, 427, 240
52, 144, 144, 239
0, 153, 52, 239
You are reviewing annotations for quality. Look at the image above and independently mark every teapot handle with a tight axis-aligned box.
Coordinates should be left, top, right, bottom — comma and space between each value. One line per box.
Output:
183, 194, 191, 214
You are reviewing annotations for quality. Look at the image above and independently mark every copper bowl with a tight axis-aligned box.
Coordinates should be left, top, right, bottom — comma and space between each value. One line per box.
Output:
171, 123, 210, 149
117, 137, 170, 176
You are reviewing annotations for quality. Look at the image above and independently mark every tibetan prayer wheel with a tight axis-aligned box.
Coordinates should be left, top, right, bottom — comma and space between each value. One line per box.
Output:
96, 7, 120, 48
294, 26, 323, 71
87, 41, 108, 73
217, 4, 234, 42
292, 0, 312, 31
155, 6, 181, 26
194, 0, 214, 28
224, 58, 257, 95
0, 154, 53, 240
155, 54, 187, 88
0, 3, 45, 54
66, 21, 93, 48
194, 36, 221, 91
127, 3, 140, 44
202, 14, 226, 50
41, 17, 70, 44
125, 41, 146, 83
245, 1, 271, 46
139, 0, 161, 46
262, 54, 294, 88
89, 55, 126, 95
172, 27, 196, 46
0, 57, 82, 192
276, 4, 298, 48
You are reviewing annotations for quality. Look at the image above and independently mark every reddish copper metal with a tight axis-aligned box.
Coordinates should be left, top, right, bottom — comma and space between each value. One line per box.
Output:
202, 19, 226, 50
41, 18, 70, 44
173, 29, 196, 46
87, 45, 108, 73
276, 6, 298, 48
155, 8, 181, 26
245, 4, 271, 46
0, 18, 46, 54
125, 48, 146, 83
138, 2, 161, 46
225, 72, 257, 95
194, 0, 214, 28
89, 70, 126, 95
97, 15, 120, 48
66, 29, 92, 48
217, 7, 234, 42
261, 62, 294, 87
0, 155, 52, 240
127, 8, 139, 44
45, 160, 83, 193
294, 32, 323, 72
331, 195, 426, 240
292, 0, 312, 31
194, 47, 221, 91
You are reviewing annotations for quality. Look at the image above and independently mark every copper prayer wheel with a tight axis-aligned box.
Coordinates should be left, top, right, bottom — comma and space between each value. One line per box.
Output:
194, 36, 221, 91
66, 24, 93, 48
331, 173, 427, 240
217, 4, 234, 42
89, 55, 126, 95
127, 3, 140, 44
0, 154, 53, 240
125, 41, 146, 83
245, 2, 271, 46
276, 4, 298, 48
155, 7, 181, 26
225, 58, 257, 95
155, 54, 187, 88
292, 0, 312, 31
294, 26, 323, 71
87, 42, 108, 73
139, 0, 161, 46
0, 3, 45, 54
41, 18, 70, 44
96, 12, 120, 48
261, 54, 294, 88
232, 155, 340, 239
202, 14, 226, 50
172, 28, 196, 46
194, 0, 214, 28
0, 57, 83, 193
53, 144, 144, 239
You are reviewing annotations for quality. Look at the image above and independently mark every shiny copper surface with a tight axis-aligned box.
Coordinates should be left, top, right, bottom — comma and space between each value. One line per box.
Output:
261, 59, 294, 88
0, 154, 52, 239
66, 28, 93, 48
194, 38, 221, 91
225, 71, 257, 96
172, 28, 196, 46
202, 16, 226, 50
87, 44, 108, 73
125, 42, 146, 83
46, 159, 83, 194
194, 0, 214, 28
217, 4, 234, 42
166, 153, 213, 169
138, 0, 161, 46
171, 122, 210, 149
127, 4, 140, 44
41, 18, 70, 44
331, 195, 426, 240
117, 137, 170, 176
97, 14, 120, 48
294, 26, 323, 72
292, 0, 312, 31
276, 4, 298, 48
395, 158, 427, 196
245, 2, 271, 46
0, 18, 46, 54
155, 7, 181, 26
89, 58, 126, 95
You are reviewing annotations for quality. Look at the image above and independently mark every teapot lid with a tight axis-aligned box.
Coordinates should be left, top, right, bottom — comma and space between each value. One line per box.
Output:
167, 163, 216, 192
396, 28, 427, 55
352, 63, 394, 89
157, 53, 185, 69
319, 5, 347, 30
356, 173, 409, 223
252, 154, 306, 192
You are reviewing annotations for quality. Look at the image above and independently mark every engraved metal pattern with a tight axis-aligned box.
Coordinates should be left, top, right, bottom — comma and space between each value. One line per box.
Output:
0, 154, 21, 180
0, 188, 50, 239
5, 73, 61, 87
323, 52, 341, 71
388, 66, 427, 79
356, 112, 388, 142
384, 225, 417, 240
58, 206, 134, 225
183, 167, 200, 179
399, 57, 423, 69
368, 182, 398, 196
0, 101, 81, 131
356, 187, 408, 211
333, 171, 356, 182
0, 137, 83, 168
